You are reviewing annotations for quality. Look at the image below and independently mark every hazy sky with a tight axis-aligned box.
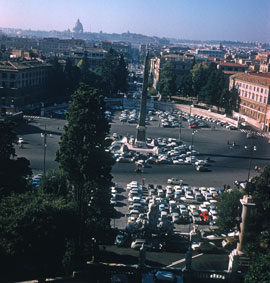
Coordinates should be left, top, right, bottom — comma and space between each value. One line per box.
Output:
1, 0, 269, 42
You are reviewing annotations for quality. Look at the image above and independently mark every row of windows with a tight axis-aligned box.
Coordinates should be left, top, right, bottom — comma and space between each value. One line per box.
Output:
1, 70, 48, 80
240, 90, 267, 104
236, 81, 268, 95
1, 78, 46, 88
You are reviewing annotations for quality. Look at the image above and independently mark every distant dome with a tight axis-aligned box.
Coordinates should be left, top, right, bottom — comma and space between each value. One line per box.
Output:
73, 19, 84, 33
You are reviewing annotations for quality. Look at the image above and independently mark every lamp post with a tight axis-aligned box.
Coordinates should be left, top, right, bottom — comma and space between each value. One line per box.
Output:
43, 124, 47, 175
245, 145, 256, 182
191, 130, 197, 149
190, 130, 197, 164
178, 114, 182, 142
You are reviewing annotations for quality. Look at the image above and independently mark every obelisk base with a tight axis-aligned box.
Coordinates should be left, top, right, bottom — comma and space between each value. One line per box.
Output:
135, 125, 146, 148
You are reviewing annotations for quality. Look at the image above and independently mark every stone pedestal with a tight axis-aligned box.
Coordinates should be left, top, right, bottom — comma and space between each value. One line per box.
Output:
136, 125, 146, 144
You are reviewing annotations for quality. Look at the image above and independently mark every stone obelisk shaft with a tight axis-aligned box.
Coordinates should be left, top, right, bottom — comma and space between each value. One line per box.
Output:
136, 50, 149, 143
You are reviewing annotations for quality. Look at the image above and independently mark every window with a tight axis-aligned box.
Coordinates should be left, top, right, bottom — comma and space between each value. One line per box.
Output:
2, 81, 6, 87
264, 97, 267, 104
246, 84, 248, 89
261, 88, 264, 93
249, 85, 252, 90
254, 87, 256, 91
260, 96, 262, 103
10, 82, 14, 88
252, 94, 255, 99
2, 73, 7, 79
257, 87, 259, 92
256, 94, 258, 101
265, 89, 268, 94
245, 91, 247, 97
10, 74, 15, 79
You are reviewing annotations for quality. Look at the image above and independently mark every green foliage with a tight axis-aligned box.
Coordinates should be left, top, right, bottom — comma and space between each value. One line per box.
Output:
48, 57, 66, 101
64, 57, 81, 97
98, 48, 120, 95
216, 189, 244, 232
159, 61, 177, 99
116, 54, 129, 93
243, 165, 270, 254
0, 120, 32, 196
0, 191, 78, 278
244, 253, 270, 283
178, 72, 193, 97
148, 87, 158, 96
39, 169, 70, 197
56, 84, 114, 248
0, 120, 17, 160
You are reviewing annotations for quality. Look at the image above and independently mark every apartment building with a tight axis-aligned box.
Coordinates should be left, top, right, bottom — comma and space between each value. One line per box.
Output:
71, 47, 107, 70
150, 54, 193, 89
230, 73, 270, 131
0, 60, 52, 107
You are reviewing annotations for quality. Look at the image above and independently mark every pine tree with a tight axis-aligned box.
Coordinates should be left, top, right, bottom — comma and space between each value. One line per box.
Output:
56, 84, 114, 266
116, 54, 129, 93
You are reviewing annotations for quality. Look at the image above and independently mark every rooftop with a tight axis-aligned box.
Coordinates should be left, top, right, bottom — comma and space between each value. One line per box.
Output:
230, 72, 270, 87
0, 60, 51, 71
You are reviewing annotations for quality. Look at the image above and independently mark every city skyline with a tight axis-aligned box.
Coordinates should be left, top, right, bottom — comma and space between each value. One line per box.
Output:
0, 0, 270, 43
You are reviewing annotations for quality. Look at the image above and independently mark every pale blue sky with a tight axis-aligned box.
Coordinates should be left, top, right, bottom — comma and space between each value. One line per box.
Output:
0, 0, 269, 42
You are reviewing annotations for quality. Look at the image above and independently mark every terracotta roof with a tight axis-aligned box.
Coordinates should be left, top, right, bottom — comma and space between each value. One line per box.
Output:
219, 62, 248, 67
0, 60, 51, 71
230, 72, 270, 87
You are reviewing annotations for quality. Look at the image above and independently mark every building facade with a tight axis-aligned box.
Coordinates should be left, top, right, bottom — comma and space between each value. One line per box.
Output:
0, 60, 52, 108
150, 54, 193, 89
230, 73, 270, 131
71, 47, 107, 70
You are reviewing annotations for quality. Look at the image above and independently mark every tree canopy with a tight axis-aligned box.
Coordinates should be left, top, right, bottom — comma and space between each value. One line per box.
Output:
0, 120, 32, 196
159, 61, 177, 100
216, 189, 244, 232
0, 191, 77, 280
56, 83, 115, 266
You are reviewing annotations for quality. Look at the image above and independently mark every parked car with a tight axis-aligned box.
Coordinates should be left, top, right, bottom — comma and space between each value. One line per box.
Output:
167, 177, 183, 185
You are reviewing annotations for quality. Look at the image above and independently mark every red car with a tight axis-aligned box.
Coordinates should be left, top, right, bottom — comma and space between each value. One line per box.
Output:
190, 124, 198, 128
200, 211, 210, 223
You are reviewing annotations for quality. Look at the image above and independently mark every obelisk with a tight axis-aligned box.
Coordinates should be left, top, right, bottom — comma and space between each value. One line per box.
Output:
136, 50, 149, 146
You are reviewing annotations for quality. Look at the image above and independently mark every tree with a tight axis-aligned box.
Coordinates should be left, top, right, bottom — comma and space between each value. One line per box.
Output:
78, 51, 90, 84
245, 253, 270, 283
0, 191, 77, 280
243, 165, 270, 254
0, 120, 32, 196
64, 57, 81, 98
56, 84, 114, 266
115, 54, 129, 93
48, 57, 66, 101
159, 61, 177, 100
216, 189, 244, 232
39, 169, 70, 197
98, 48, 119, 96
191, 62, 208, 100
178, 72, 193, 97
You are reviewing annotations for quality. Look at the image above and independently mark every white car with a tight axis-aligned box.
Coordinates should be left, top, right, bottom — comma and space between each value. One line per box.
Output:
167, 177, 183, 185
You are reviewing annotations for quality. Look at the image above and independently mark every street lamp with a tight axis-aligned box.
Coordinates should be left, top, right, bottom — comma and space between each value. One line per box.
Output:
43, 124, 47, 175
190, 130, 197, 164
245, 145, 256, 182
191, 130, 197, 149
178, 114, 182, 142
